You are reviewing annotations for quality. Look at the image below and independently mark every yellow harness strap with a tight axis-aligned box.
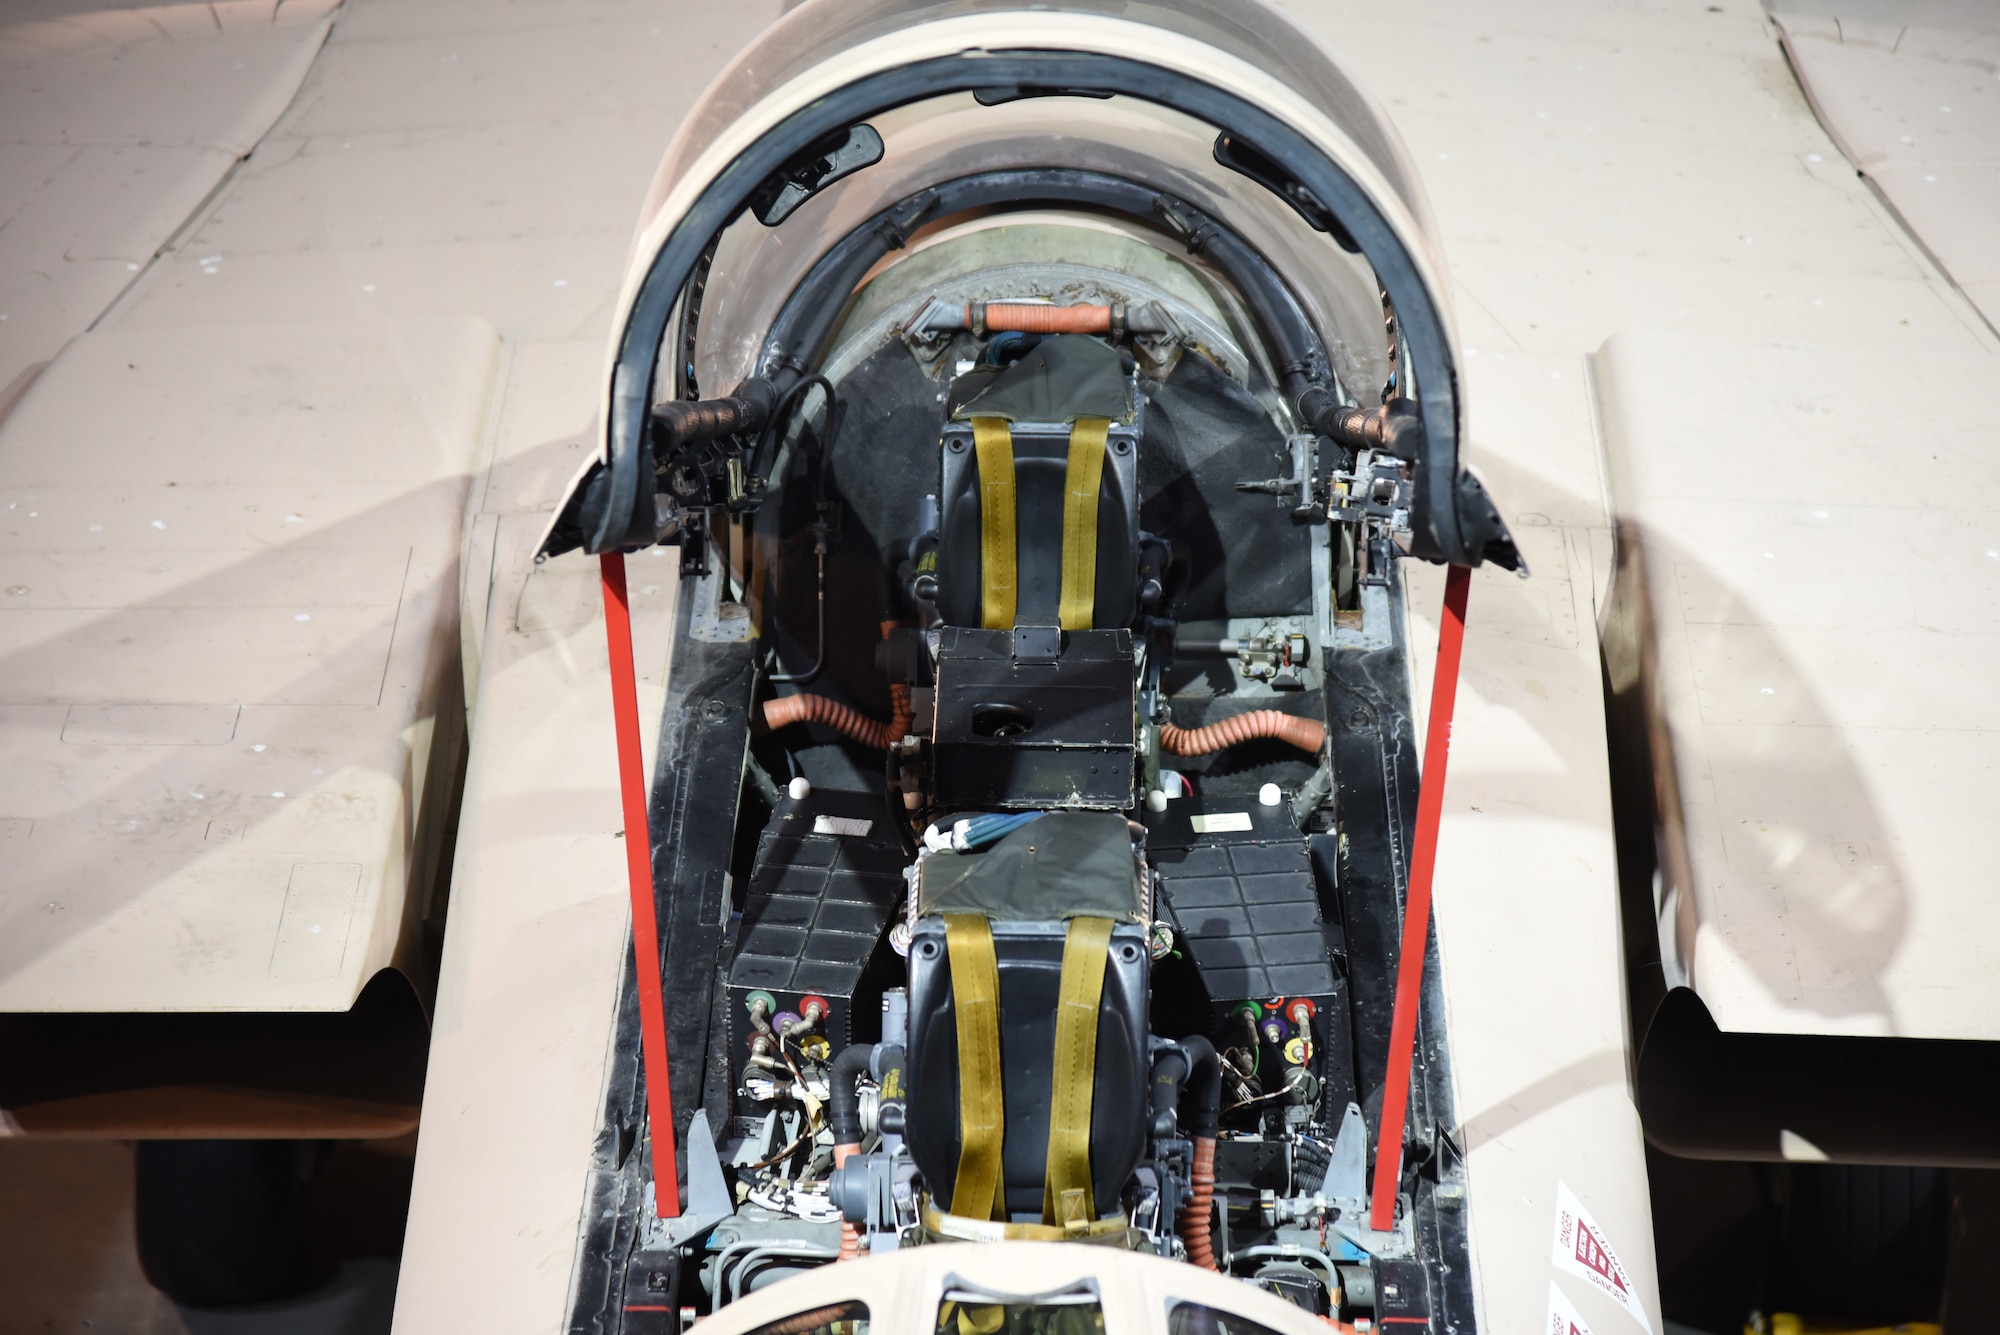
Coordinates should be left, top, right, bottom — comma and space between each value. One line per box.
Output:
940, 1302, 1009, 1335
943, 913, 1006, 1221
921, 1201, 1133, 1244
1058, 418, 1110, 631
1044, 915, 1113, 1231
970, 417, 1017, 630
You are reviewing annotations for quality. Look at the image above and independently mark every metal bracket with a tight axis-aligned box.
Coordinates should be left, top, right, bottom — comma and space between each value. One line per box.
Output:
646, 1110, 735, 1248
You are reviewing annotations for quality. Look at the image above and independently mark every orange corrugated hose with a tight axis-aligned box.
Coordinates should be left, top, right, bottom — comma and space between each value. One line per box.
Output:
759, 623, 911, 751
761, 693, 892, 749
1159, 710, 1325, 757
881, 620, 912, 749
1178, 1135, 1218, 1269
754, 1303, 867, 1335
980, 302, 1111, 334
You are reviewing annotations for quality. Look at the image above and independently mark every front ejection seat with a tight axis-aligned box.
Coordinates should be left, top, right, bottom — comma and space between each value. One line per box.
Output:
904, 812, 1152, 1237
936, 334, 1141, 632
925, 335, 1146, 813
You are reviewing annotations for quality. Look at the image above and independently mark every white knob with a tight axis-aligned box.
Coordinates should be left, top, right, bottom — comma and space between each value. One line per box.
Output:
787, 776, 812, 801
1146, 789, 1169, 813
1258, 782, 1282, 807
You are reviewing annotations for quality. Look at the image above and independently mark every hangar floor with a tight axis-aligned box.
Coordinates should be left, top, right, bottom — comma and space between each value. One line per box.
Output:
0, 0, 760, 1328
0, 1139, 405, 1335
7, 1139, 2000, 1334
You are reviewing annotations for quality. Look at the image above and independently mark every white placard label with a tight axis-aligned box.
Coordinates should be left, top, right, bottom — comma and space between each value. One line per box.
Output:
1547, 1281, 1595, 1335
1551, 1181, 1650, 1332
1190, 812, 1252, 834
813, 814, 873, 837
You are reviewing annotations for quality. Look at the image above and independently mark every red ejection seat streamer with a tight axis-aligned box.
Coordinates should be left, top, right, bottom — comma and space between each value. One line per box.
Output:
600, 551, 680, 1217
1369, 564, 1472, 1233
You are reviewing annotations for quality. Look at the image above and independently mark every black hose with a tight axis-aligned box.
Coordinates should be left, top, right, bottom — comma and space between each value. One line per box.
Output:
1155, 192, 1365, 466
1280, 373, 1359, 473
826, 1042, 877, 1147
756, 374, 838, 490
1180, 1034, 1222, 1138
1150, 1036, 1223, 1139
875, 1044, 907, 1138
1151, 1045, 1191, 1139
1282, 390, 1428, 468
649, 377, 781, 461
1285, 375, 1343, 435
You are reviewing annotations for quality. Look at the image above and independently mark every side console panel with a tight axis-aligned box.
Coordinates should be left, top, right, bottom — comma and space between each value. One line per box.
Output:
727, 789, 906, 1061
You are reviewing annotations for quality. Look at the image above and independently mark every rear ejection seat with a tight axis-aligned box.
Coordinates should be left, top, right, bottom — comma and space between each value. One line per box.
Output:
904, 811, 1152, 1237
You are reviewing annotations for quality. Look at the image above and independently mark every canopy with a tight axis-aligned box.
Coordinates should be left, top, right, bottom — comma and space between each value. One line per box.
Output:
556, 0, 1511, 567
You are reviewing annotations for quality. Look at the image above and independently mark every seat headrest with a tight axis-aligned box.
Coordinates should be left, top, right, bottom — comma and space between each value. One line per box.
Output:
951, 335, 1133, 425
917, 811, 1146, 924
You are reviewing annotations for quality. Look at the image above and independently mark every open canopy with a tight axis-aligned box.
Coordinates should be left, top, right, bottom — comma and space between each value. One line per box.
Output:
548, 0, 1518, 570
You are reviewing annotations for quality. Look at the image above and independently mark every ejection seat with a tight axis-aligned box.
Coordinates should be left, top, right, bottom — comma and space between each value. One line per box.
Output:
935, 333, 1142, 633
902, 335, 1153, 1238
904, 813, 1152, 1236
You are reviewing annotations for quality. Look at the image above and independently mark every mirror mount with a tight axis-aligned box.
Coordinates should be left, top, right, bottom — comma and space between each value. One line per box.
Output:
749, 124, 884, 226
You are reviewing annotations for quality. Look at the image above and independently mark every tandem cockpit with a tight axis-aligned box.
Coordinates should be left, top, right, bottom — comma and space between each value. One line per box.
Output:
538, 2, 1522, 1330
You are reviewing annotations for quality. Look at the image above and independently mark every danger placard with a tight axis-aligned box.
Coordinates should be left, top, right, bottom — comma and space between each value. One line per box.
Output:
1551, 1181, 1650, 1333
1547, 1281, 1595, 1335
